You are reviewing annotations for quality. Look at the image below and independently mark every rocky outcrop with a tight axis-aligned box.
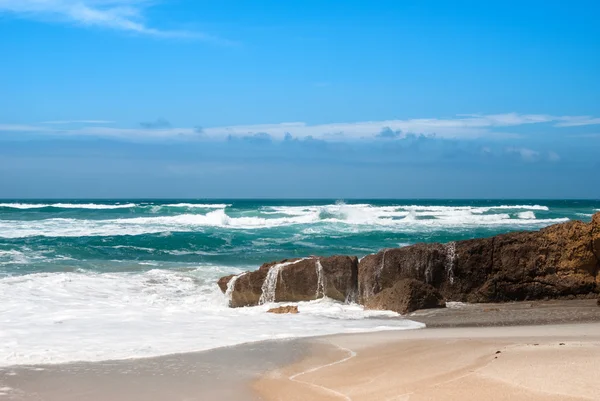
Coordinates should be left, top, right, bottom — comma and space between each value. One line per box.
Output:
220, 256, 358, 307
593, 213, 600, 286
364, 279, 445, 314
218, 213, 600, 312
358, 214, 600, 305
267, 305, 299, 314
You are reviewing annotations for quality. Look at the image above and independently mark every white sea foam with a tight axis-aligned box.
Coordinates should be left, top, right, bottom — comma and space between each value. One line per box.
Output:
0, 203, 571, 238
0, 269, 422, 366
0, 203, 136, 210
517, 211, 536, 219
445, 301, 468, 309
164, 203, 230, 208
0, 249, 73, 267
0, 250, 31, 265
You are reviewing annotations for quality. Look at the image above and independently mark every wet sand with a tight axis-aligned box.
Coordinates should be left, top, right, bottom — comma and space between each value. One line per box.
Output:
0, 340, 307, 401
409, 298, 600, 327
2, 300, 599, 401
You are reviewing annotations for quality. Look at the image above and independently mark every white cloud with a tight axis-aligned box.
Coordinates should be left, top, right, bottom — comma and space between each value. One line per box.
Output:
0, 124, 53, 132
0, 0, 223, 41
505, 147, 540, 162
1, 112, 598, 142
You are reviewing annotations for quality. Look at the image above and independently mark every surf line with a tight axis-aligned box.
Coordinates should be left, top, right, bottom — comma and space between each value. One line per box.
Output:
288, 343, 357, 401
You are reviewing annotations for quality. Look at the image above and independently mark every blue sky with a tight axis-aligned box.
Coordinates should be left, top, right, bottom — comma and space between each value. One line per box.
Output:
1, 0, 599, 198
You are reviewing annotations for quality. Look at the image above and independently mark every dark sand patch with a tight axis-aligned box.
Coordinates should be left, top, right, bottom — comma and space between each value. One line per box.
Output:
408, 299, 600, 327
0, 339, 307, 401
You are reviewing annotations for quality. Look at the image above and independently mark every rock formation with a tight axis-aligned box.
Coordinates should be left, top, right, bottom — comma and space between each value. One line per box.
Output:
364, 279, 445, 314
218, 213, 600, 313
219, 256, 358, 308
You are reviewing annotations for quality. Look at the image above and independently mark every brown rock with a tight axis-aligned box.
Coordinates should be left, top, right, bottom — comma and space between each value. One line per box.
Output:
479, 218, 598, 301
364, 279, 445, 314
221, 212, 600, 308
217, 275, 235, 293
359, 213, 600, 305
267, 305, 299, 314
220, 256, 358, 308
592, 213, 600, 269
358, 244, 448, 302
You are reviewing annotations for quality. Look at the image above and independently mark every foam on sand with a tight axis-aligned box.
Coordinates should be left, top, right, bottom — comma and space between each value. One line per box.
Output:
0, 269, 422, 366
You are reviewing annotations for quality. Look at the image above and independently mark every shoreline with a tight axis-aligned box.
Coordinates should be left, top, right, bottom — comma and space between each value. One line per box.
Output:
0, 338, 311, 401
1, 299, 599, 400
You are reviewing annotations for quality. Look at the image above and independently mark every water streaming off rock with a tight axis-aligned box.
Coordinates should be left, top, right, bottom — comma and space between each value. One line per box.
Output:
445, 242, 456, 285
225, 272, 246, 306
315, 259, 326, 298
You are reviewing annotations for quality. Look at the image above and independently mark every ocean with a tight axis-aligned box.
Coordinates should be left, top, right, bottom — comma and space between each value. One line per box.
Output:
1, 199, 598, 366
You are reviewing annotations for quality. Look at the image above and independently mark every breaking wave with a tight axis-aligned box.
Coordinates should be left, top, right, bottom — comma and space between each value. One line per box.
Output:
0, 203, 569, 239
0, 202, 137, 210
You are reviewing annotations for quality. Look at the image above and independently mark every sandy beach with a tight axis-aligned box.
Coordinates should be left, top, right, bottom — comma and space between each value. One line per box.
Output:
255, 321, 600, 401
254, 300, 600, 401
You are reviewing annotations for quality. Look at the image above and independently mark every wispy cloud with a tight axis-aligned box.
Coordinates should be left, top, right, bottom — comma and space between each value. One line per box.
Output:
0, 124, 53, 132
570, 133, 600, 138
42, 120, 114, 124
0, 0, 227, 42
1, 112, 599, 142
554, 117, 600, 127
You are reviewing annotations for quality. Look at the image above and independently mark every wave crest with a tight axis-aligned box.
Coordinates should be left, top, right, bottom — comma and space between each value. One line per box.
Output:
0, 202, 571, 238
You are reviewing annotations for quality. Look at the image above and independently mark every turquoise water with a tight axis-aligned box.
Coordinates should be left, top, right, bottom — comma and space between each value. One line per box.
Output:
1, 199, 598, 276
1, 199, 598, 366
